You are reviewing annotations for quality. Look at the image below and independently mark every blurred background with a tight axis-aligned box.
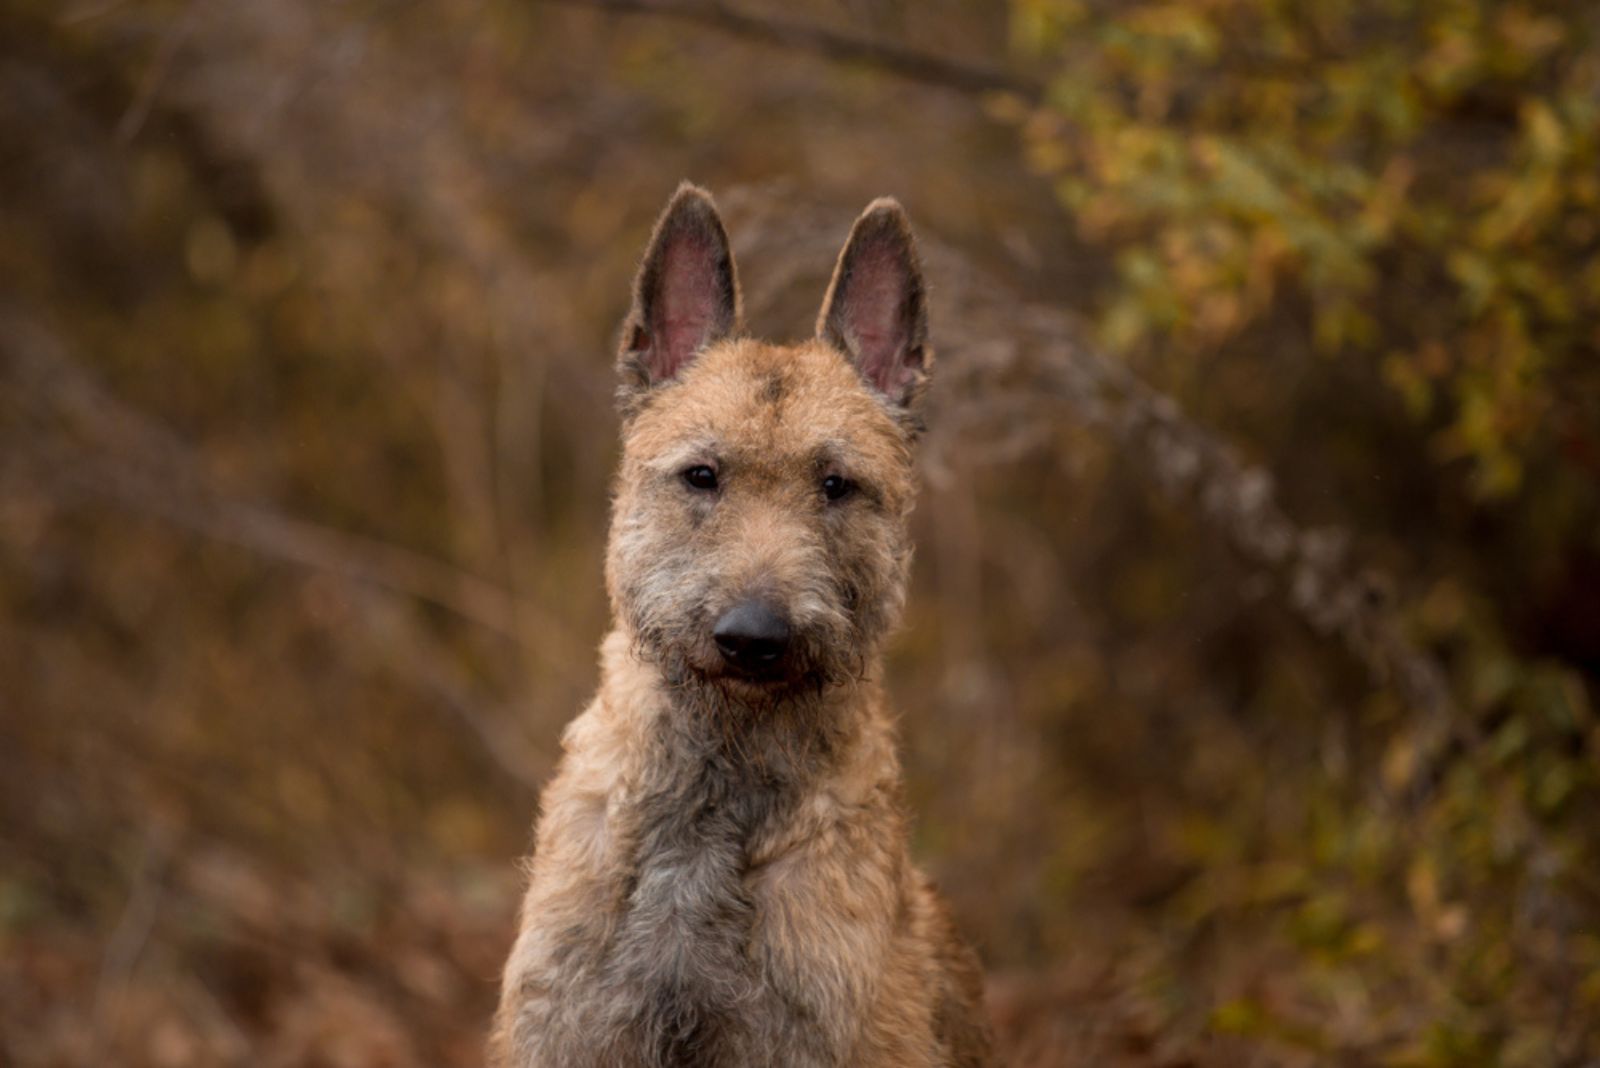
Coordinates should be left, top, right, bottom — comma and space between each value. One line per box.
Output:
3, 0, 1598, 1064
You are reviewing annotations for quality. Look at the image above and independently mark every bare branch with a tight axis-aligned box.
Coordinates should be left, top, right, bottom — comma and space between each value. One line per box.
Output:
115, 0, 198, 143
91, 827, 170, 1053
538, 0, 1042, 102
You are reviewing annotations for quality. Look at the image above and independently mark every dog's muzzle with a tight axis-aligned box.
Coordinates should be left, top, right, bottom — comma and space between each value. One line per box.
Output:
712, 599, 792, 680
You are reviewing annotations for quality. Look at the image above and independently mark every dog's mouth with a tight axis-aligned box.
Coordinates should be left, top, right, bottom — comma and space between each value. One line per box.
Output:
702, 669, 839, 714
693, 654, 807, 692
716, 650, 791, 683
675, 637, 835, 699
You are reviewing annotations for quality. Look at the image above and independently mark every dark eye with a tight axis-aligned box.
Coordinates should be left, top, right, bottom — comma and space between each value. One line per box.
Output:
821, 474, 853, 502
683, 465, 718, 491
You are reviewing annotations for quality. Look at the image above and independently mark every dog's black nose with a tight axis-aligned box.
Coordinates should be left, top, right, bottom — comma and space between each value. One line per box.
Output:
713, 600, 791, 675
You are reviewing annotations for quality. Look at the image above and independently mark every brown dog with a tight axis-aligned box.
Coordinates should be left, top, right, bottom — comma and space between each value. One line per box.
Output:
490, 184, 991, 1067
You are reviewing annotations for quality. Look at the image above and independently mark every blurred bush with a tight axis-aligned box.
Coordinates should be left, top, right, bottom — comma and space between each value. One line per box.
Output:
1, 1, 1596, 1065
1010, 0, 1600, 502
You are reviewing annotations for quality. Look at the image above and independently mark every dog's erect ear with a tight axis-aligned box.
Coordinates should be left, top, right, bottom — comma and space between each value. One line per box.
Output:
618, 182, 741, 392
817, 198, 929, 407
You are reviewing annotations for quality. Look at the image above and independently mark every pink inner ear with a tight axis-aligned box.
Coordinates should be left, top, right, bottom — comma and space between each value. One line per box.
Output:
842, 243, 920, 396
649, 235, 723, 380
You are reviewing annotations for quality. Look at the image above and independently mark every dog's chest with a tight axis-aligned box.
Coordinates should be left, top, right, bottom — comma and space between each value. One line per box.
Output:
597, 755, 801, 1065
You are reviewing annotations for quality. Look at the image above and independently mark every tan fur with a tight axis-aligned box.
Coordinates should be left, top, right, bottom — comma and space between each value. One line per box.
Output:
491, 190, 991, 1067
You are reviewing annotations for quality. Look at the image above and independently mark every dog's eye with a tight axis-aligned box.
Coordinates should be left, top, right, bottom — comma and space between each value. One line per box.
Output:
821, 474, 853, 502
682, 465, 719, 492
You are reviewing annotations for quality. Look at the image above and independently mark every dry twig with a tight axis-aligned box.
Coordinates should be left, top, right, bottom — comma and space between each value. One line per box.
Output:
538, 0, 1042, 101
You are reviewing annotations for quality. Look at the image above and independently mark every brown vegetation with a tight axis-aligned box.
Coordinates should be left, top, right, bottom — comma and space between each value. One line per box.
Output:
2, 1, 1596, 1065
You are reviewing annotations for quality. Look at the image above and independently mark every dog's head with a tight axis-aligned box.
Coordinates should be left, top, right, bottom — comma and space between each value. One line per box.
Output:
605, 184, 930, 699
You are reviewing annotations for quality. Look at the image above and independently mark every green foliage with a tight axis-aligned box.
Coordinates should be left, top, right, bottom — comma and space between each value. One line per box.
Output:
1007, 0, 1600, 499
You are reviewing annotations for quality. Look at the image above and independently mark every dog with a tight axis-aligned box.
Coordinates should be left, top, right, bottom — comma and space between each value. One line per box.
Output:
490, 183, 991, 1067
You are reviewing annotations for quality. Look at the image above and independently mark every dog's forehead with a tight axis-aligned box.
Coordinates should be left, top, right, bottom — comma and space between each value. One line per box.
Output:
629, 338, 905, 466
